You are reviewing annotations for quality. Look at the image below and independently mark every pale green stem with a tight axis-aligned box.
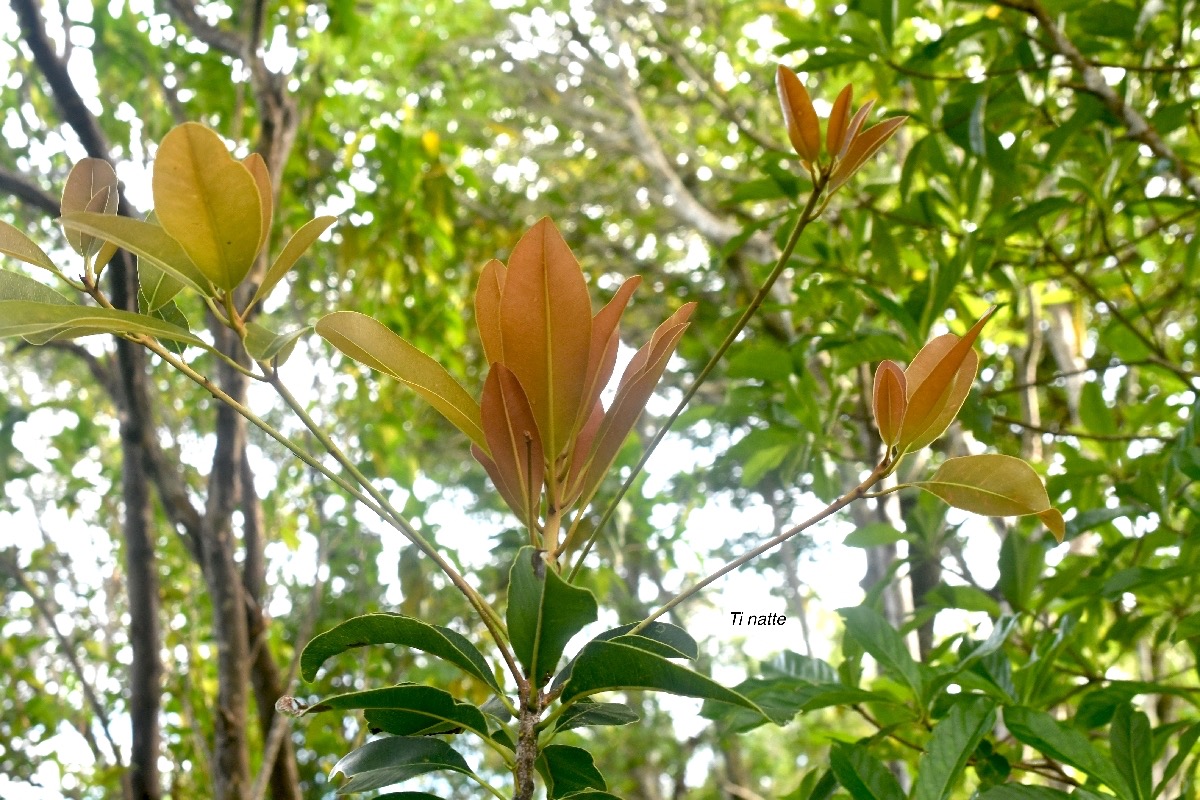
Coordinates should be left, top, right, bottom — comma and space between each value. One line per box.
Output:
567, 177, 830, 582
629, 458, 890, 635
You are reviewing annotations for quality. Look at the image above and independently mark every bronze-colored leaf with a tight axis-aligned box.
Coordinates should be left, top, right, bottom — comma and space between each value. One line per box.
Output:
838, 99, 876, 159
61, 158, 119, 258
872, 360, 907, 448
898, 309, 994, 452
243, 152, 273, 260
499, 218, 593, 461
574, 275, 641, 436
618, 302, 696, 393
152, 123, 262, 291
776, 66, 821, 166
472, 444, 526, 527
828, 115, 907, 194
826, 84, 854, 159
563, 400, 604, 508
474, 258, 506, 366
913, 454, 1065, 542
480, 364, 545, 528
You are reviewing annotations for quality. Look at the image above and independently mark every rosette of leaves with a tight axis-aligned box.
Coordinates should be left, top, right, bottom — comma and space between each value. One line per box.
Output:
316, 218, 696, 561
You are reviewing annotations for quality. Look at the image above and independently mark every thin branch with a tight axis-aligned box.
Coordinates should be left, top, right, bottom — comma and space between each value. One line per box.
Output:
993, 414, 1174, 443
0, 166, 60, 215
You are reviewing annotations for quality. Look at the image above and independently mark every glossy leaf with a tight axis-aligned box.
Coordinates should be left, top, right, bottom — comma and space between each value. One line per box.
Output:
559, 639, 764, 717
1004, 706, 1132, 796
1110, 703, 1152, 800
552, 621, 698, 691
474, 258, 506, 365
60, 158, 119, 257
0, 301, 206, 347
330, 736, 473, 794
537, 744, 607, 798
480, 364, 544, 527
871, 360, 906, 447
152, 122, 262, 291
252, 216, 336, 306
301, 684, 488, 740
911, 695, 996, 800
776, 65, 821, 165
898, 308, 994, 452
244, 322, 310, 366
499, 218, 593, 459
507, 546, 598, 685
838, 606, 925, 699
829, 742, 905, 800
300, 613, 501, 692
912, 455, 1065, 541
828, 115, 908, 193
0, 221, 61, 274
59, 212, 211, 295
553, 700, 639, 733
316, 311, 485, 450
0, 271, 71, 305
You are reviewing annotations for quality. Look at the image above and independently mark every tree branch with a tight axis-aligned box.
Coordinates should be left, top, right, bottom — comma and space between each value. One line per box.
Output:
0, 166, 60, 216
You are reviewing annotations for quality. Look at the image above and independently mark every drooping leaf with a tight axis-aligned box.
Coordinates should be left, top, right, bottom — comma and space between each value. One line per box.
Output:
554, 700, 639, 733
0, 271, 72, 305
300, 613, 501, 692
252, 216, 336, 306
1003, 707, 1132, 796
910, 695, 997, 800
559, 639, 765, 717
829, 742, 905, 800
829, 115, 908, 193
480, 364, 545, 528
0, 301, 206, 347
242, 152, 273, 258
776, 65, 821, 165
499, 218, 593, 459
838, 606, 925, 699
898, 308, 994, 452
315, 311, 485, 450
912, 455, 1064, 541
331, 736, 474, 794
244, 321, 310, 366
152, 122, 262, 291
474, 258, 506, 365
1110, 703, 1152, 800
60, 158, 119, 257
536, 744, 607, 798
59, 212, 211, 295
0, 220, 61, 274
507, 547, 598, 685
871, 360, 906, 447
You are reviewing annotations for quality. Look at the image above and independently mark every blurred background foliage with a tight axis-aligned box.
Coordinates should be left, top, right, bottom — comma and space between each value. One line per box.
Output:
1, 0, 1199, 797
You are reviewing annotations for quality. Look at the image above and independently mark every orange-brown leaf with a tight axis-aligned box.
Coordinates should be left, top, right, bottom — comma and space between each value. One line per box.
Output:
475, 258, 506, 365
618, 302, 697, 393
776, 66, 821, 165
872, 360, 907, 448
563, 400, 605, 507
472, 444, 528, 529
838, 99, 876, 159
826, 84, 854, 159
243, 153, 273, 260
481, 364, 545, 528
500, 218, 593, 460
575, 275, 641, 435
829, 115, 907, 193
898, 309, 994, 452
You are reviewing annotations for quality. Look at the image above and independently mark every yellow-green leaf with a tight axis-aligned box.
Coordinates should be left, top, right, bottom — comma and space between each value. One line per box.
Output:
60, 212, 211, 295
499, 218, 593, 460
251, 216, 336, 306
0, 270, 72, 305
315, 310, 485, 449
243, 152, 273, 259
60, 158, 118, 257
152, 123, 262, 291
244, 321, 310, 366
0, 300, 207, 347
776, 66, 821, 165
914, 454, 1065, 541
0, 221, 60, 274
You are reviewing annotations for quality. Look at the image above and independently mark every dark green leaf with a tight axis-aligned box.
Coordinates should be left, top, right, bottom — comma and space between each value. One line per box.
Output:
302, 684, 489, 741
838, 606, 925, 699
1156, 721, 1200, 798
553, 700, 639, 732
1003, 706, 1132, 796
537, 744, 607, 798
1110, 703, 1152, 800
552, 621, 697, 691
977, 787, 1072, 800
829, 742, 905, 800
507, 547, 598, 685
911, 695, 996, 800
331, 736, 473, 794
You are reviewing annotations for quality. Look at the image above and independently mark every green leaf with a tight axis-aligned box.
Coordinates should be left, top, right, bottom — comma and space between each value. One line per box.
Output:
552, 621, 698, 690
59, 212, 211, 295
829, 742, 905, 800
137, 214, 185, 311
977, 787, 1072, 800
1003, 707, 1132, 796
315, 310, 486, 450
553, 700, 639, 732
559, 639, 765, 717
1156, 720, 1200, 798
253, 215, 336, 305
303, 684, 489, 741
843, 523, 906, 548
330, 736, 473, 794
152, 123, 262, 291
556, 794, 624, 800
507, 547, 598, 685
838, 606, 925, 699
912, 455, 1065, 541
537, 744, 607, 798
244, 321, 310, 366
148, 300, 192, 356
300, 613, 501, 692
374, 794, 446, 800
0, 221, 61, 274
911, 695, 996, 800
1110, 703, 1152, 800
0, 301, 207, 347
0, 271, 72, 305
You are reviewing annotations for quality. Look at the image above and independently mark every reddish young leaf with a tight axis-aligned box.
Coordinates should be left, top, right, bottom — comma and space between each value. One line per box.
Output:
499, 218, 593, 460
618, 302, 696, 393
574, 275, 641, 436
828, 115, 908, 194
563, 400, 605, 507
474, 258, 506, 365
472, 444, 528, 529
243, 152, 273, 261
480, 364, 545, 528
913, 454, 1065, 542
838, 98, 876, 160
872, 360, 907, 448
898, 308, 995, 452
826, 84, 854, 159
776, 66, 821, 166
